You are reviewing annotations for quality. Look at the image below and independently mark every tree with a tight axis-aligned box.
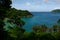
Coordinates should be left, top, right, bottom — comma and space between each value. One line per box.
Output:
52, 24, 59, 32
40, 33, 56, 40
8, 26, 25, 40
41, 24, 48, 32
6, 8, 32, 28
32, 24, 48, 33
0, 0, 12, 40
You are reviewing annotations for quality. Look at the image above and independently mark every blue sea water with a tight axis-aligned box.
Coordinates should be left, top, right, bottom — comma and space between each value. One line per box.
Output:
21, 12, 60, 32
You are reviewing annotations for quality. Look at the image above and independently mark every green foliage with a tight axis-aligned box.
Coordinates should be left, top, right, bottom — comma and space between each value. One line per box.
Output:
32, 24, 48, 32
8, 26, 25, 40
6, 8, 32, 19
5, 8, 33, 28
55, 33, 60, 40
57, 19, 60, 24
52, 9, 60, 12
40, 33, 56, 40
0, 0, 12, 18
0, 0, 12, 40
1, 0, 60, 40
0, 0, 12, 9
52, 24, 58, 32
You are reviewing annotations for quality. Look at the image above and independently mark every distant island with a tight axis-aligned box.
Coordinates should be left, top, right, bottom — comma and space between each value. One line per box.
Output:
52, 9, 60, 12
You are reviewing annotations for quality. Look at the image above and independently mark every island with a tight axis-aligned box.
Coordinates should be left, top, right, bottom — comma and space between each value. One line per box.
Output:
52, 9, 60, 12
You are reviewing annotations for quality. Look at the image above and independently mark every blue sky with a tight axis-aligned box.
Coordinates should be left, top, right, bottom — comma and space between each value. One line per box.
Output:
12, 0, 60, 12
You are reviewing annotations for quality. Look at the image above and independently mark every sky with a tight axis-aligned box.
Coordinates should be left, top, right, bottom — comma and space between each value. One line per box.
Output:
12, 0, 60, 12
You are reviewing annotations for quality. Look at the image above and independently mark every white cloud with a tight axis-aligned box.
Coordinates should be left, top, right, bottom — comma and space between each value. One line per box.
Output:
54, 7, 60, 9
26, 2, 41, 7
26, 2, 31, 6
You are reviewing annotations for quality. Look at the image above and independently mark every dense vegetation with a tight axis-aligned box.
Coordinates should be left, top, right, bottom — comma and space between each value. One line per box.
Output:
52, 9, 60, 12
0, 0, 60, 40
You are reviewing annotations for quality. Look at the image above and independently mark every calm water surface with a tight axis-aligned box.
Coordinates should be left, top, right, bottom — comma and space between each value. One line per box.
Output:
21, 12, 60, 32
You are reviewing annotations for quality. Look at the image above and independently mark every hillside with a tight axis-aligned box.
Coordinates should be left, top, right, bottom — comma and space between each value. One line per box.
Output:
52, 9, 60, 12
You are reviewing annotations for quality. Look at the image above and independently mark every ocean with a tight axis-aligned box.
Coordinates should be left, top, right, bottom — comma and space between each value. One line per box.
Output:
21, 12, 60, 32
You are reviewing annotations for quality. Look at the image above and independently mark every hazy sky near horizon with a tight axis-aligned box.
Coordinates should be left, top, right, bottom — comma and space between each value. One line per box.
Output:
12, 0, 60, 12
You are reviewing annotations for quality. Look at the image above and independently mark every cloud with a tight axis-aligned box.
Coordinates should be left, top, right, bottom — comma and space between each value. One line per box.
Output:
54, 7, 60, 9
25, 2, 40, 7
26, 2, 31, 6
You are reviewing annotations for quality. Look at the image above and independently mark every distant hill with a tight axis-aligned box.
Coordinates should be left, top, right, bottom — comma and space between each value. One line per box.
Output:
52, 9, 60, 12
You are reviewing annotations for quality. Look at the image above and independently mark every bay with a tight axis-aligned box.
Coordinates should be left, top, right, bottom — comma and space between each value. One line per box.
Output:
21, 12, 60, 32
